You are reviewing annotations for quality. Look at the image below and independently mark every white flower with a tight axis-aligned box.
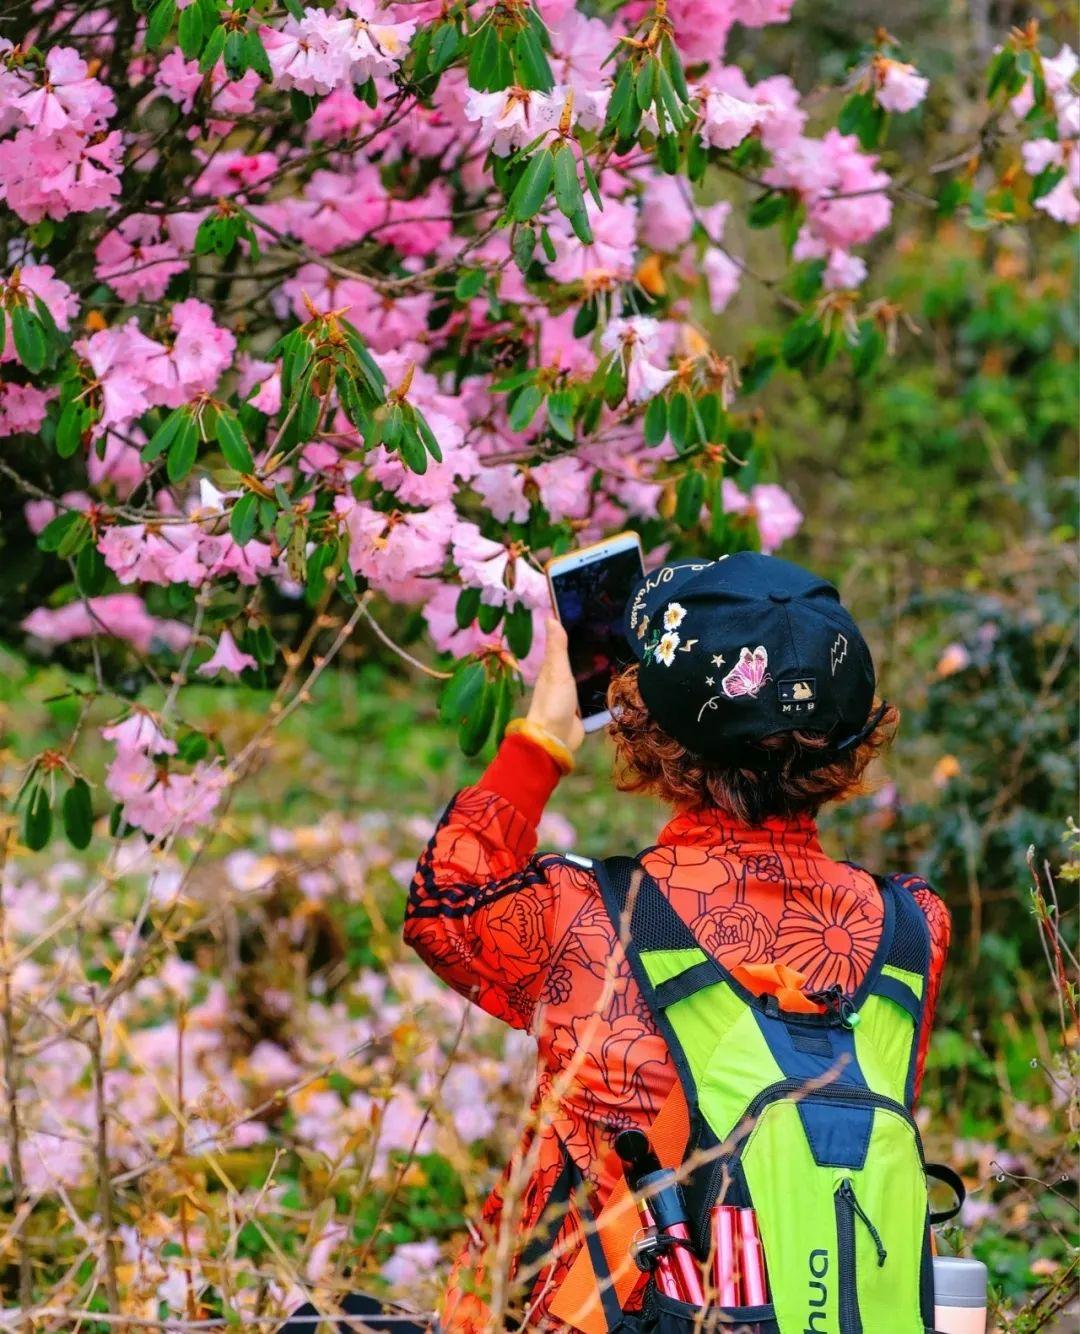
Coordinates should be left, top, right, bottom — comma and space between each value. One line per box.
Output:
655, 630, 680, 665
697, 87, 767, 151
663, 602, 686, 630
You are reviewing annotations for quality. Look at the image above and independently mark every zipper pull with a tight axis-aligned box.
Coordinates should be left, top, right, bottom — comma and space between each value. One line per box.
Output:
839, 1180, 888, 1267
808, 983, 861, 1028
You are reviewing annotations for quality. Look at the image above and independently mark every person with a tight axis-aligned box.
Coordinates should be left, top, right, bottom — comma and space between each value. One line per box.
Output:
405, 552, 951, 1332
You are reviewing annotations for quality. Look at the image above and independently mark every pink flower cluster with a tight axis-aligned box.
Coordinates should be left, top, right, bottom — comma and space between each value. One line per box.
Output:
0, 42, 122, 221
260, 2, 416, 97
102, 710, 224, 839
1014, 46, 1079, 225
76, 297, 235, 432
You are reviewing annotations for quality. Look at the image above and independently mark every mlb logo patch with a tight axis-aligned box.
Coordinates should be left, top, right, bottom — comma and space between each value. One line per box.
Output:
778, 677, 817, 713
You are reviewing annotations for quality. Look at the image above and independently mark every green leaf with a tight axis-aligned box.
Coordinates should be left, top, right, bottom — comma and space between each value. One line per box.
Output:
748, 192, 788, 229
675, 470, 705, 528
1030, 165, 1066, 202
553, 146, 591, 242
244, 30, 272, 78
505, 603, 534, 659
166, 413, 199, 483
851, 319, 886, 378
546, 389, 575, 441
467, 21, 499, 91
146, 0, 176, 50
397, 421, 428, 474
455, 586, 482, 629
177, 1, 204, 57
573, 298, 598, 338
37, 510, 81, 554
509, 383, 543, 432
512, 225, 536, 273
662, 36, 690, 103
780, 316, 823, 369
62, 779, 93, 850
636, 59, 656, 111
490, 667, 515, 746
477, 601, 503, 633
454, 268, 486, 301
198, 23, 227, 73
539, 225, 557, 263
667, 390, 689, 452
415, 409, 443, 462
215, 410, 255, 472
580, 153, 603, 210
76, 540, 107, 596
56, 402, 85, 459
430, 23, 460, 75
838, 90, 872, 138
603, 60, 633, 136
223, 27, 247, 78
229, 491, 258, 546
643, 392, 668, 447
10, 305, 46, 373
23, 785, 51, 852
986, 47, 1017, 99
56, 512, 91, 560
514, 24, 553, 92
142, 407, 185, 463
439, 659, 485, 724
507, 148, 555, 223
289, 89, 315, 122
459, 674, 496, 756
740, 351, 776, 396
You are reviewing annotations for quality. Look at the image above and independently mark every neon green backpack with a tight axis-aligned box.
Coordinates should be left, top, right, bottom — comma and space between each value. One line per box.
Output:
586, 856, 963, 1334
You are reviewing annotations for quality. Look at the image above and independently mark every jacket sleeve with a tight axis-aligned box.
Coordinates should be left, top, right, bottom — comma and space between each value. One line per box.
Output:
404, 732, 569, 1031
906, 877, 952, 1104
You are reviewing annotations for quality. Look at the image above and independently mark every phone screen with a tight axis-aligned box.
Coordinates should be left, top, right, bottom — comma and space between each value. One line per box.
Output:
550, 544, 644, 722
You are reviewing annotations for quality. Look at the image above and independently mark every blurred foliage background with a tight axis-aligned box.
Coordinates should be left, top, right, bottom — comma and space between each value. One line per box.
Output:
2, 0, 1077, 1326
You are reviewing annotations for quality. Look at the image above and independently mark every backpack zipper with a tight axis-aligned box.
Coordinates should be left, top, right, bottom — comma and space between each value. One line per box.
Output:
835, 1177, 887, 1334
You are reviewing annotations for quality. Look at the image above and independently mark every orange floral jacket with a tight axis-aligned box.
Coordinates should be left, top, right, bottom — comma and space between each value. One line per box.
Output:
405, 733, 950, 1331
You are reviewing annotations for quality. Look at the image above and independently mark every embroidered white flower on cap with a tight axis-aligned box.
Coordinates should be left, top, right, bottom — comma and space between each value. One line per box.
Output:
655, 631, 681, 666
663, 602, 687, 631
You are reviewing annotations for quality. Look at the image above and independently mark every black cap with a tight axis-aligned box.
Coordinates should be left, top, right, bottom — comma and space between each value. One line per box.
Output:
622, 552, 880, 762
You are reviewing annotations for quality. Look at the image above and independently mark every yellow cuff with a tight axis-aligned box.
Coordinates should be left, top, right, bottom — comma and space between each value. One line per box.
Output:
504, 718, 576, 775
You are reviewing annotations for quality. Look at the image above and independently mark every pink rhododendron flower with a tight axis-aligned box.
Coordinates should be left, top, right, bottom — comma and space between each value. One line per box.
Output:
102, 710, 177, 756
697, 86, 768, 150
451, 522, 549, 609
197, 630, 257, 678
381, 1239, 441, 1292
14, 46, 115, 133
600, 316, 676, 404
872, 57, 929, 114
703, 248, 741, 312
1, 264, 78, 362
639, 176, 694, 252
463, 86, 564, 156
0, 380, 51, 436
0, 125, 124, 222
823, 249, 868, 290
722, 480, 803, 553
21, 594, 193, 653
152, 50, 204, 114
95, 214, 187, 302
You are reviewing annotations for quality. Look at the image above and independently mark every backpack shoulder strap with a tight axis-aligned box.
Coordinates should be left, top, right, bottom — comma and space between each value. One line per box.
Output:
593, 854, 725, 1009
867, 872, 933, 1106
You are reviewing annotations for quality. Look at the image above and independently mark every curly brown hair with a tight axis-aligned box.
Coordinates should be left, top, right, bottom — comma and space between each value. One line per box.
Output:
606, 664, 898, 825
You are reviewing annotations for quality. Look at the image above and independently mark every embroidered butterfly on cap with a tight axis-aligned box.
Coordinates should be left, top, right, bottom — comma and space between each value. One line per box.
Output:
622, 551, 881, 762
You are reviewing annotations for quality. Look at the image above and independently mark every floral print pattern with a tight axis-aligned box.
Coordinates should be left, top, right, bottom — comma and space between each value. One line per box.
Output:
406, 774, 950, 1330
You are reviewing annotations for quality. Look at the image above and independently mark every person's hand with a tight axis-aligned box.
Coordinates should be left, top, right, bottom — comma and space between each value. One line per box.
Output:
526, 618, 585, 754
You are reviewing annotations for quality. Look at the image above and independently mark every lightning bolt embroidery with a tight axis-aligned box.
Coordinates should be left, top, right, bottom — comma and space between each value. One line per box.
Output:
830, 633, 848, 676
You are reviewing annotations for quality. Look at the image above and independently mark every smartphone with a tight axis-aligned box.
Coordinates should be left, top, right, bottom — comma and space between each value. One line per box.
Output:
546, 532, 645, 732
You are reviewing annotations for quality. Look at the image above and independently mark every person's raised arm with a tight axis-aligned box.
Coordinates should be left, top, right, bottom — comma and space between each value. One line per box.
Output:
404, 621, 586, 1030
